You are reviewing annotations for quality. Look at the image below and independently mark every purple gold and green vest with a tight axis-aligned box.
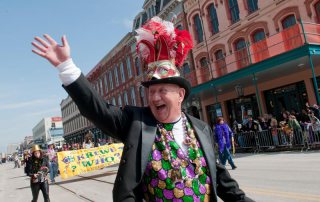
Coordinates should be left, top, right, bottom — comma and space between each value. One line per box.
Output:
142, 121, 212, 202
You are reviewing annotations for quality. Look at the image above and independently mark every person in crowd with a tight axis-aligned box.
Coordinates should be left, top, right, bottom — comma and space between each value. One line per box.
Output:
309, 111, 320, 143
241, 115, 249, 126
243, 116, 259, 132
32, 17, 253, 201
288, 114, 303, 145
47, 143, 58, 183
23, 151, 31, 176
306, 103, 320, 120
290, 110, 299, 121
62, 143, 69, 151
13, 153, 21, 168
97, 138, 106, 147
270, 117, 279, 146
258, 116, 269, 131
83, 132, 94, 149
76, 143, 82, 150
300, 121, 311, 152
280, 111, 291, 144
214, 117, 237, 170
28, 145, 50, 202
242, 116, 259, 147
282, 111, 290, 123
70, 143, 76, 150
300, 109, 311, 125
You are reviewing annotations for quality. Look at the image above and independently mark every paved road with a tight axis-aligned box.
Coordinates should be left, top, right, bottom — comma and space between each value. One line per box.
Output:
0, 162, 117, 202
0, 151, 319, 201
230, 150, 320, 202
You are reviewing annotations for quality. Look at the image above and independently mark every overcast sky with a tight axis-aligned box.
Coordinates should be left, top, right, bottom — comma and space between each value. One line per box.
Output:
0, 0, 144, 152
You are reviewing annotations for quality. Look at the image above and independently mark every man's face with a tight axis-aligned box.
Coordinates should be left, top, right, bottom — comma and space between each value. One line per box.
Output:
148, 83, 185, 123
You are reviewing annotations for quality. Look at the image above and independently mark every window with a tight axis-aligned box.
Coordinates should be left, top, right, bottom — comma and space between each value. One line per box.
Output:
152, 5, 156, 16
141, 12, 148, 25
135, 57, 141, 76
139, 86, 145, 106
235, 38, 249, 68
176, 24, 183, 30
163, 0, 171, 8
130, 87, 136, 106
99, 78, 104, 95
214, 49, 227, 76
200, 57, 208, 68
252, 29, 265, 43
247, 0, 258, 13
251, 29, 269, 62
120, 62, 125, 83
124, 91, 129, 105
235, 39, 246, 50
114, 66, 119, 86
316, 1, 320, 23
96, 82, 100, 95
215, 50, 224, 61
126, 57, 132, 78
109, 72, 114, 90
148, 7, 152, 18
281, 15, 296, 29
208, 4, 219, 34
118, 95, 122, 107
134, 17, 140, 29
112, 97, 116, 106
281, 15, 302, 51
193, 14, 204, 43
182, 63, 191, 75
228, 0, 240, 23
155, 0, 161, 14
104, 74, 109, 93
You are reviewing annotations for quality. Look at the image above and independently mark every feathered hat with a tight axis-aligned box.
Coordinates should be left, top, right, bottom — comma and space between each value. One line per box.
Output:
135, 17, 193, 98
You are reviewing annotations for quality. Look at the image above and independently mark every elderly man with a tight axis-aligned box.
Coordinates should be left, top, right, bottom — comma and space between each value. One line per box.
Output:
32, 17, 253, 202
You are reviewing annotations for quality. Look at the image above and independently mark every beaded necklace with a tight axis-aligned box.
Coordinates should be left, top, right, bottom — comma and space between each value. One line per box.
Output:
157, 113, 203, 183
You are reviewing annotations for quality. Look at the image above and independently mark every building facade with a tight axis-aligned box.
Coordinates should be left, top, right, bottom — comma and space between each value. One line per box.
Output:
60, 95, 96, 145
22, 136, 33, 150
32, 117, 64, 149
183, 0, 320, 125
7, 144, 19, 155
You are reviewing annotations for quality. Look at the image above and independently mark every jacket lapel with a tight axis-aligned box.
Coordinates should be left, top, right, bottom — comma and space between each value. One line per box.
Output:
141, 109, 157, 177
187, 115, 217, 198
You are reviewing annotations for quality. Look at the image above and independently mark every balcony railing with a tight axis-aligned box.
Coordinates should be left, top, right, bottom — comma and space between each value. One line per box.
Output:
185, 22, 320, 87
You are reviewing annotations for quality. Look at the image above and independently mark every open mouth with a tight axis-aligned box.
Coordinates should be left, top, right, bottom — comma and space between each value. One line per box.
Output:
156, 104, 166, 111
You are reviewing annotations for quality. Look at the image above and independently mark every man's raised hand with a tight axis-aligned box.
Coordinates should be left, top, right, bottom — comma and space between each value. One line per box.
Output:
32, 34, 70, 67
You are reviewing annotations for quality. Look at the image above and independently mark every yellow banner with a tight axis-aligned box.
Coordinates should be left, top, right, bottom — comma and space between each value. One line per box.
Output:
57, 143, 123, 179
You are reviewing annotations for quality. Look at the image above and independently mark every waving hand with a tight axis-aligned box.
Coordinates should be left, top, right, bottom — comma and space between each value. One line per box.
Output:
32, 34, 70, 67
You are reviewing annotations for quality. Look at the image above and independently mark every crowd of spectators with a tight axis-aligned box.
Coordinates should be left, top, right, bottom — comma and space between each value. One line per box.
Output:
230, 103, 320, 149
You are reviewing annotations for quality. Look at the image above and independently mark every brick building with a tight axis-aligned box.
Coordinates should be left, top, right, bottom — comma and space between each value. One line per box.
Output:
183, 0, 320, 125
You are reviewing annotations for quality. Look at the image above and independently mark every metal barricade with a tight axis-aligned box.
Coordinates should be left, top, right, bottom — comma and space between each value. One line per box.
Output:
234, 127, 311, 152
234, 131, 257, 149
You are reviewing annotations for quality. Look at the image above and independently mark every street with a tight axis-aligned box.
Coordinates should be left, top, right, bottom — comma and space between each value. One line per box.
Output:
0, 151, 319, 202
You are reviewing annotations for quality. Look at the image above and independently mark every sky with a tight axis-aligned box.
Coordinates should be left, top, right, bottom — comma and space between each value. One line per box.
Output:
0, 0, 144, 152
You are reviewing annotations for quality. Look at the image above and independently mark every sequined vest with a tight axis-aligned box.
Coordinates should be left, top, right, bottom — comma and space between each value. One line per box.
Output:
142, 121, 212, 202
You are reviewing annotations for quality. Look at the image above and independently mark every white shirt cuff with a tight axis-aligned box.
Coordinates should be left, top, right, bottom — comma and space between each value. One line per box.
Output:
57, 58, 81, 86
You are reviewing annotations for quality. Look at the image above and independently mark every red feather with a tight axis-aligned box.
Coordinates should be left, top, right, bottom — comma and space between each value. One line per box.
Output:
174, 29, 193, 68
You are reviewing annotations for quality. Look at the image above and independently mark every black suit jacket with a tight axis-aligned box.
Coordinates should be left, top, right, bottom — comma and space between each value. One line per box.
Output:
64, 74, 254, 202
